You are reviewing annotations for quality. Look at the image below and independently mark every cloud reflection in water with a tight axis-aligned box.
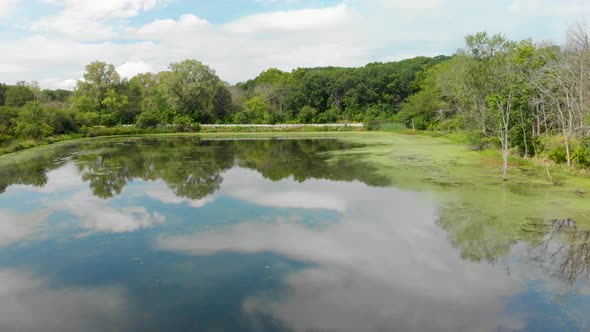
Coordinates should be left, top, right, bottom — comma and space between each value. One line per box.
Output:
158, 169, 525, 332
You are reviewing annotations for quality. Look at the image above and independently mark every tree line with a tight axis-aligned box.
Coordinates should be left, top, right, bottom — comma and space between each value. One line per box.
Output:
0, 56, 446, 143
398, 22, 590, 177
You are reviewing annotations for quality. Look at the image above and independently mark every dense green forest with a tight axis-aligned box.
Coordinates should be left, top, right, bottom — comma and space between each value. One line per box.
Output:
0, 55, 446, 137
1, 23, 589, 175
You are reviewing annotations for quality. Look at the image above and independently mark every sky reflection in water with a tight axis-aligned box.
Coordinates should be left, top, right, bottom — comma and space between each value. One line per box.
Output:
0, 137, 588, 332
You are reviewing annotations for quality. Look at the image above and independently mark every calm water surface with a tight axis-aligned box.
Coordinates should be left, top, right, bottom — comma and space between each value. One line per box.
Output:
0, 137, 589, 332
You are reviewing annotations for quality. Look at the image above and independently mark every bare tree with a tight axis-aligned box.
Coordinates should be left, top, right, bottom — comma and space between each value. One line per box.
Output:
531, 22, 590, 166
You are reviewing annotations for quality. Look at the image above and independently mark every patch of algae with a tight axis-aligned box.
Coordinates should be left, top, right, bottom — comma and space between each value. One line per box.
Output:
326, 132, 590, 262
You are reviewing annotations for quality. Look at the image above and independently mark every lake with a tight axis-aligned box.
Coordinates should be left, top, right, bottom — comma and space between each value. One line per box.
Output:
0, 134, 589, 332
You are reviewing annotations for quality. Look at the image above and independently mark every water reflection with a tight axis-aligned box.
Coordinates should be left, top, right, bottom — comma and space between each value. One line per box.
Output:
0, 137, 588, 331
0, 269, 126, 332
1, 137, 387, 199
158, 171, 524, 332
437, 203, 515, 263
529, 218, 590, 287
0, 209, 49, 246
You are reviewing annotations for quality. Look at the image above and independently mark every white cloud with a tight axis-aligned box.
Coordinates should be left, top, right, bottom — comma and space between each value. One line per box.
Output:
0, 0, 17, 21
12, 163, 83, 194
0, 1, 585, 88
220, 168, 348, 211
116, 60, 154, 79
224, 4, 350, 34
0, 63, 29, 74
0, 269, 127, 332
510, 0, 590, 16
0, 209, 49, 246
39, 78, 78, 90
380, 0, 444, 10
124, 4, 367, 84
31, 0, 166, 41
60, 191, 166, 235
134, 14, 210, 40
32, 18, 117, 41
42, 0, 161, 20
7, 162, 167, 236
0, 35, 158, 87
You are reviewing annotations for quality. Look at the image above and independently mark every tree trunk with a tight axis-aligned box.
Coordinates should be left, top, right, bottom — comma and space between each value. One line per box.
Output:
502, 141, 509, 181
564, 134, 572, 167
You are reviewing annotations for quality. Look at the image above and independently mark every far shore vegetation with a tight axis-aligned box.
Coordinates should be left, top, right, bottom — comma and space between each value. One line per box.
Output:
1, 23, 590, 181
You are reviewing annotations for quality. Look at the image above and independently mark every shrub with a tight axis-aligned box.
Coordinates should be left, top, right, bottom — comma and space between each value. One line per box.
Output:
46, 109, 77, 134
549, 145, 568, 164
75, 112, 100, 127
172, 115, 195, 132
572, 139, 590, 168
435, 118, 462, 131
233, 112, 249, 124
547, 140, 590, 167
136, 111, 160, 129
99, 113, 119, 127
297, 106, 317, 124
467, 132, 490, 151
14, 101, 54, 139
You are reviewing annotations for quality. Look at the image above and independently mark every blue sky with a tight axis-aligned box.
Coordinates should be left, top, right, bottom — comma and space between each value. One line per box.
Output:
0, 0, 588, 89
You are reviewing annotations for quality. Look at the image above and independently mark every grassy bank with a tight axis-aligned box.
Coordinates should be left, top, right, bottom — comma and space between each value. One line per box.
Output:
371, 126, 590, 179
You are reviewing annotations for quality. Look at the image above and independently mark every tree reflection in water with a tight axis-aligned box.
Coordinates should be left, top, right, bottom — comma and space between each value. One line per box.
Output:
530, 218, 590, 287
0, 137, 390, 200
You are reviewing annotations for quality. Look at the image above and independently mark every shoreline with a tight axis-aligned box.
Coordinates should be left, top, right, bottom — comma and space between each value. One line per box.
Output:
1, 128, 588, 183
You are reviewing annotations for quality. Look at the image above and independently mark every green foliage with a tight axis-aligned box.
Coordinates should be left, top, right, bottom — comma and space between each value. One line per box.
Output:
232, 112, 249, 124
572, 140, 590, 168
45, 109, 77, 135
0, 106, 17, 137
236, 56, 449, 124
5, 85, 35, 107
0, 83, 8, 106
397, 62, 449, 130
81, 126, 174, 138
509, 117, 542, 157
101, 89, 129, 117
243, 96, 273, 124
75, 111, 100, 127
99, 113, 120, 127
14, 102, 53, 139
136, 111, 160, 129
74, 61, 121, 113
297, 105, 317, 124
467, 132, 492, 151
42, 89, 72, 102
167, 60, 232, 122
172, 115, 197, 132
0, 55, 455, 149
364, 119, 384, 131
70, 95, 96, 113
549, 145, 568, 164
